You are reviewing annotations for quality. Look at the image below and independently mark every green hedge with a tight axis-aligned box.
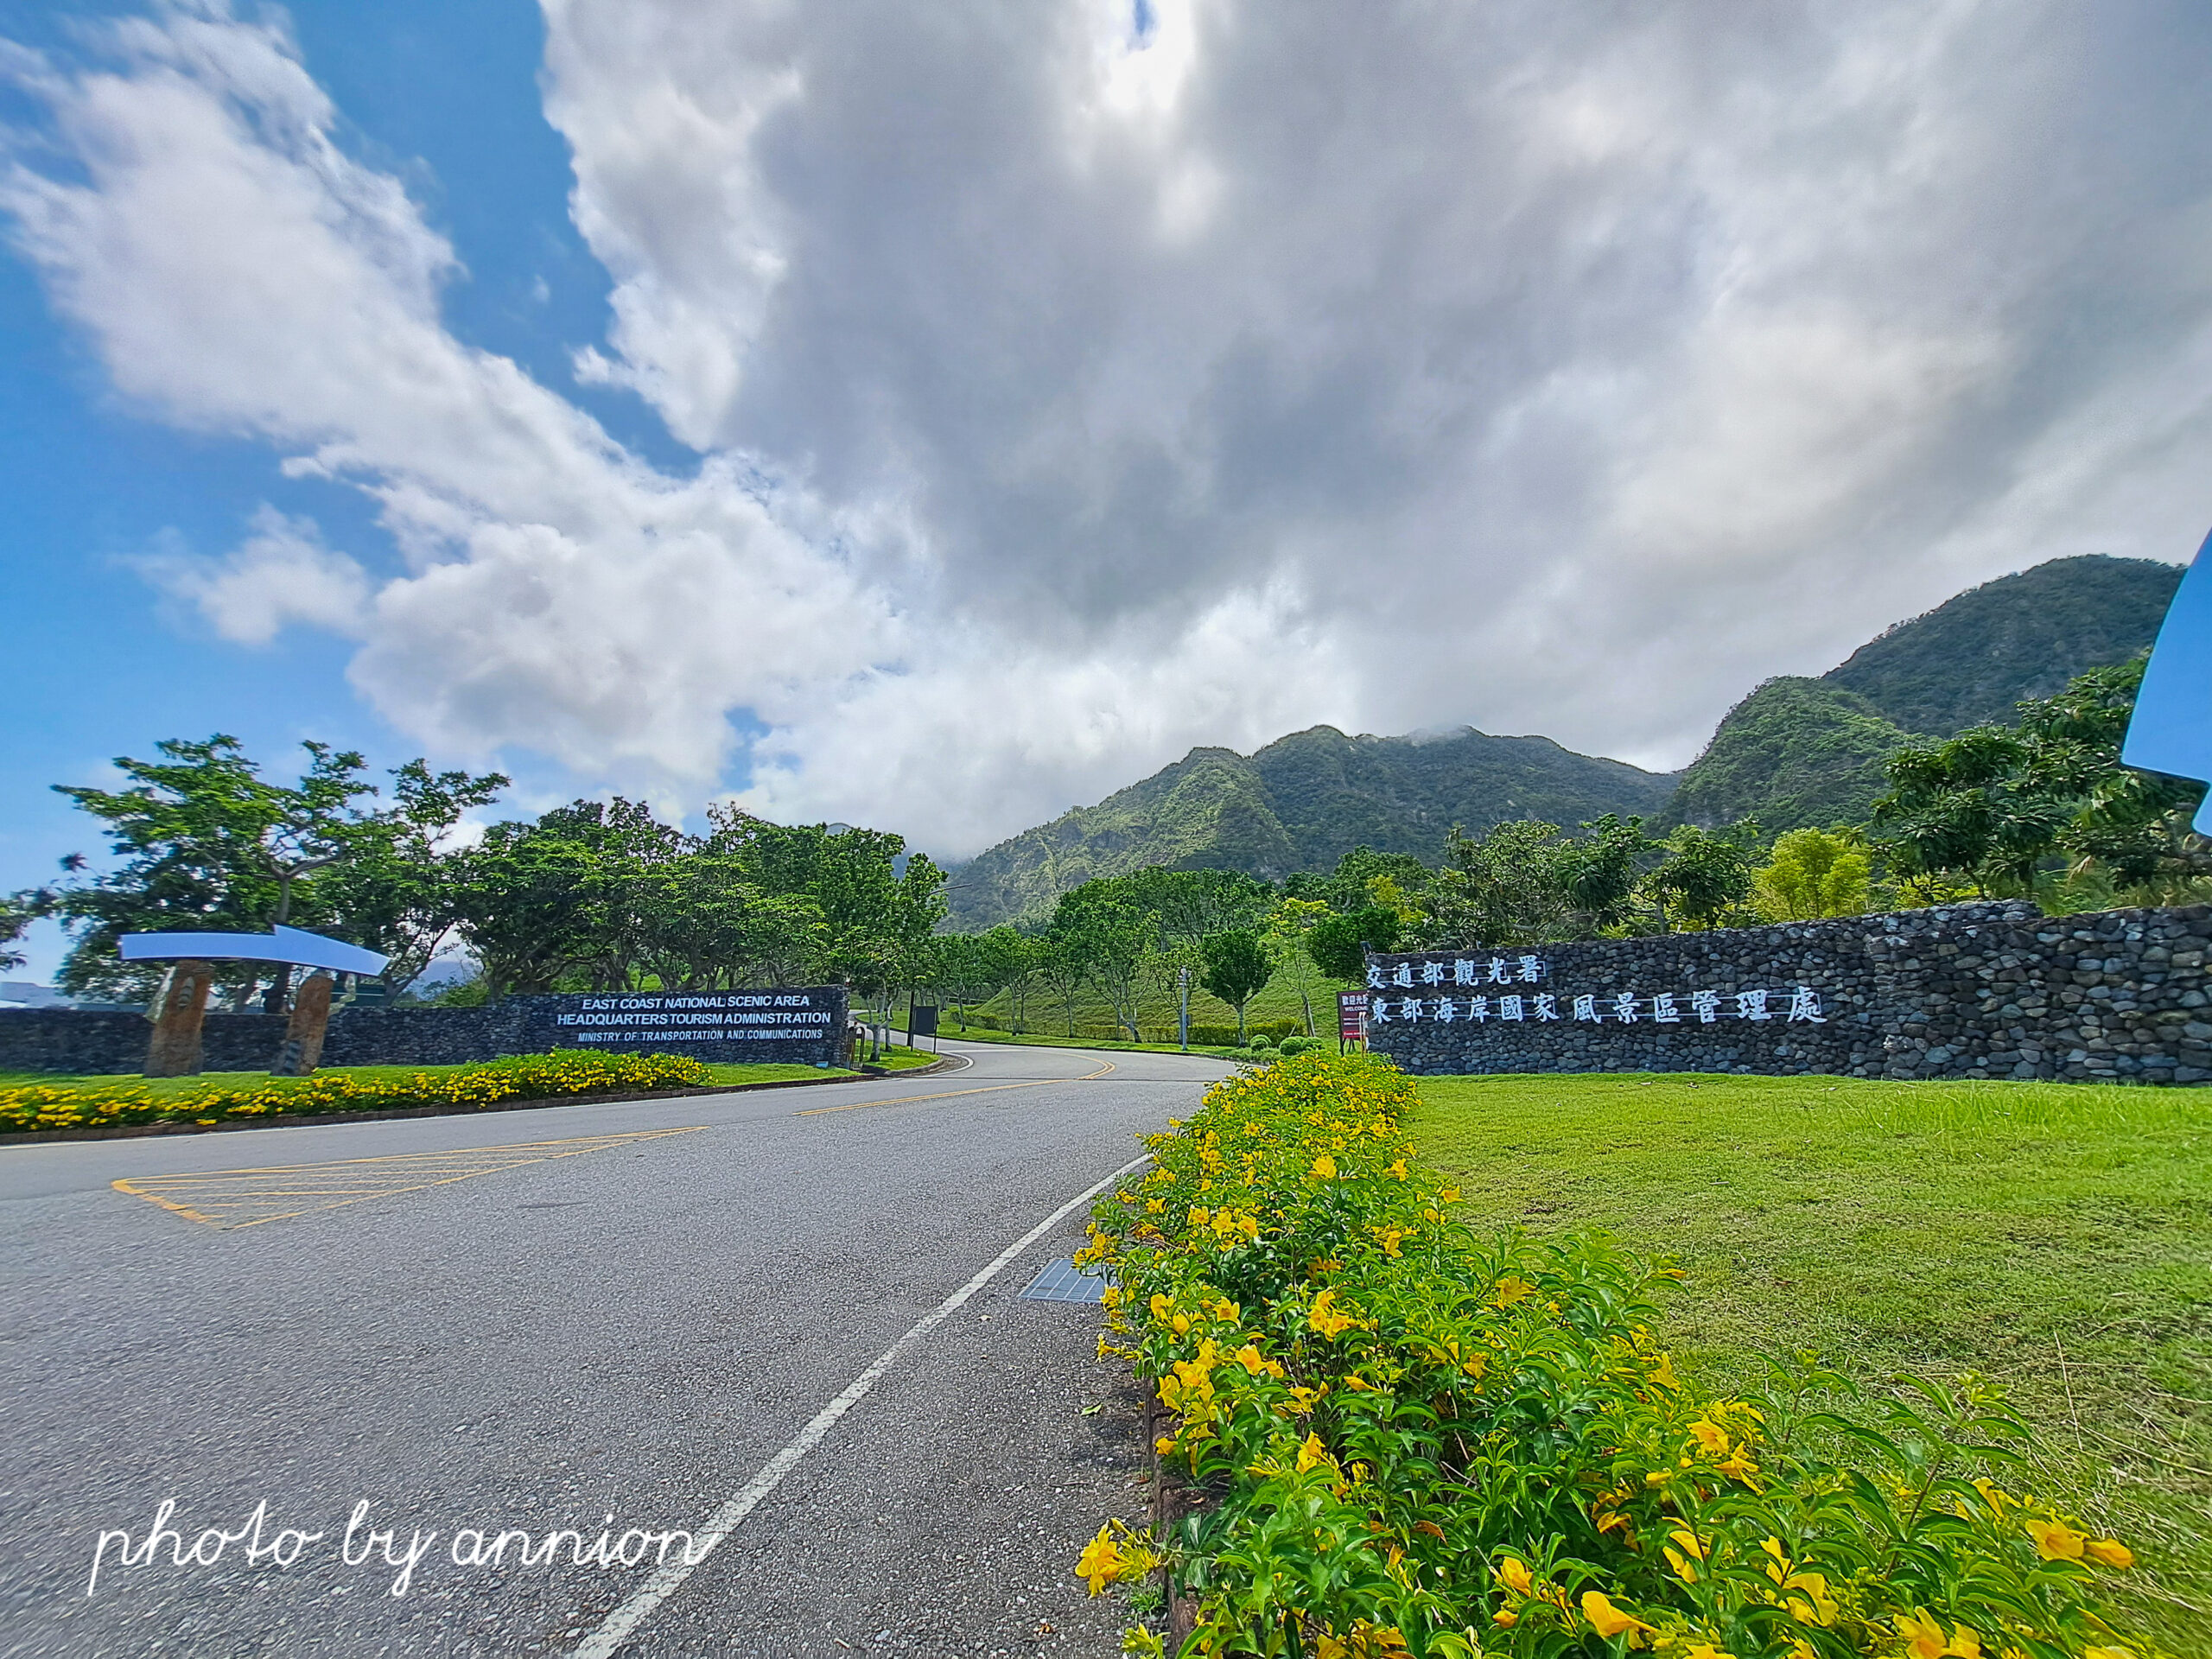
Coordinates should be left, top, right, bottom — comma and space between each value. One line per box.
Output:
0, 1050, 711, 1136
1077, 1052, 2146, 1656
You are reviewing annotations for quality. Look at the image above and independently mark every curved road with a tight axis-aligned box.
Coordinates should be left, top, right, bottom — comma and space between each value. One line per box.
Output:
0, 1040, 1230, 1657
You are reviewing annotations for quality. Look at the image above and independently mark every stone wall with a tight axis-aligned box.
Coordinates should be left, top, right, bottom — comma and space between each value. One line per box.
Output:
0, 988, 847, 1076
1364, 901, 2212, 1084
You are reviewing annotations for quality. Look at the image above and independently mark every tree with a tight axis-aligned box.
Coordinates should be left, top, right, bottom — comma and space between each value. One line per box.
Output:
931, 931, 1006, 1027
1643, 821, 1760, 930
1199, 927, 1270, 1042
0, 888, 47, 974
50, 735, 378, 1001
314, 759, 509, 994
1431, 820, 1573, 946
448, 813, 606, 995
1751, 828, 1872, 922
1552, 815, 1653, 932
1051, 884, 1154, 1040
977, 926, 1041, 1033
1871, 659, 2209, 901
1263, 897, 1332, 1035
1034, 934, 1088, 1037
1306, 906, 1400, 982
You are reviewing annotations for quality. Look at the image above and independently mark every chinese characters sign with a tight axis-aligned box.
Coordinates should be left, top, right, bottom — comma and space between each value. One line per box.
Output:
1362, 954, 1826, 1028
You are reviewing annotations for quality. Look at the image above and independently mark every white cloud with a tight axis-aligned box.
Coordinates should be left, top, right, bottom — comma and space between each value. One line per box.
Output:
6, 0, 2212, 855
137, 504, 369, 644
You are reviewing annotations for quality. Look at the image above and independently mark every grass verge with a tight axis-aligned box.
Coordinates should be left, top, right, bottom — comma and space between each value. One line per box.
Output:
1408, 1071, 2212, 1650
934, 1025, 1246, 1058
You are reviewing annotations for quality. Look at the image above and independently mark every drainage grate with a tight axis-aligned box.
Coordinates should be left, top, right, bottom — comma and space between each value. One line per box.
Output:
1020, 1256, 1112, 1304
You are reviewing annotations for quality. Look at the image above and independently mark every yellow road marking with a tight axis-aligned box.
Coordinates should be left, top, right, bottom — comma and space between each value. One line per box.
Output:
795, 1058, 1116, 1116
111, 1128, 704, 1231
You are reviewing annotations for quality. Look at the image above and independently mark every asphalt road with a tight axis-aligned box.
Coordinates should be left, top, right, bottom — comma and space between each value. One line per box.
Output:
0, 1040, 1231, 1657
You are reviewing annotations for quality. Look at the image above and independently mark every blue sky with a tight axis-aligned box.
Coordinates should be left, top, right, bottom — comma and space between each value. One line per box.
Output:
0, 0, 660, 976
3, 1, 2209, 985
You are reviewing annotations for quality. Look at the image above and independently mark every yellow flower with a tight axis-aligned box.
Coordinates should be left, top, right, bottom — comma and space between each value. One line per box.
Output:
1312, 1154, 1338, 1179
1388, 1159, 1408, 1179
1487, 1275, 1535, 1308
1491, 1609, 1518, 1628
1943, 1627, 1982, 1659
1687, 1418, 1731, 1458
1646, 1352, 1681, 1391
2084, 1537, 2134, 1569
1075, 1523, 1122, 1593
1232, 1343, 1282, 1379
1154, 1435, 1177, 1455
1780, 1570, 1838, 1626
1149, 1293, 1173, 1321
1440, 1185, 1459, 1201
2024, 1515, 2085, 1561
1580, 1591, 1655, 1645
2083, 1648, 2138, 1659
1495, 1557, 1535, 1597
1296, 1431, 1333, 1472
1309, 1288, 1357, 1339
1893, 1611, 1948, 1659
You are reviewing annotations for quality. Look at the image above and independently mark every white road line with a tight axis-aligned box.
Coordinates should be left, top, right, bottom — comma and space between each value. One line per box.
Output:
570, 1150, 1152, 1659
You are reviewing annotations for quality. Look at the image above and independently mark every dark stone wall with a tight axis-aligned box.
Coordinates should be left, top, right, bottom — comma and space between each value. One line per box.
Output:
1364, 901, 2212, 1084
0, 988, 848, 1076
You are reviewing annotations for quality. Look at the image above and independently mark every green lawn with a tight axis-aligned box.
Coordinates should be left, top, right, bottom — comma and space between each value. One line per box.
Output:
957, 960, 1354, 1044
928, 1026, 1248, 1059
1408, 1072, 2212, 1649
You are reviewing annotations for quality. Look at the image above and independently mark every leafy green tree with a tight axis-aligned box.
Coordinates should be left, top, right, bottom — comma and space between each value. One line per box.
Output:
448, 813, 607, 995
1199, 927, 1271, 1043
1552, 814, 1654, 931
1642, 821, 1761, 930
51, 735, 379, 1001
1051, 884, 1155, 1040
1033, 933, 1089, 1037
632, 852, 823, 991
0, 887, 48, 974
1263, 897, 1332, 1035
1431, 820, 1572, 946
1871, 659, 2208, 900
313, 760, 509, 993
1306, 906, 1400, 982
1113, 867, 1273, 944
930, 931, 1007, 1027
977, 926, 1041, 1033
1751, 828, 1872, 922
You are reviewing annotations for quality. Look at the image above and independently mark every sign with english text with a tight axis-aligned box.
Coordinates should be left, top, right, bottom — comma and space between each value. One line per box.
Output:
515, 986, 848, 1066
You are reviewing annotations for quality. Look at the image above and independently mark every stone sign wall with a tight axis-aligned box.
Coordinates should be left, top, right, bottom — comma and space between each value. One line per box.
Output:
516, 988, 846, 1065
0, 986, 848, 1076
1365, 901, 2212, 1084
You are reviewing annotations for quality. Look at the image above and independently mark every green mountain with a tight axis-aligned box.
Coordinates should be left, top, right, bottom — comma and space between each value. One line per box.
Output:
946, 726, 1675, 928
1657, 678, 1916, 836
1823, 555, 2180, 735
1663, 554, 2181, 833
949, 554, 2183, 922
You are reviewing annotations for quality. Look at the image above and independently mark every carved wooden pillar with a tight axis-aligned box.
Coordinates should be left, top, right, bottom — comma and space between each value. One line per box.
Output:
144, 960, 215, 1077
270, 972, 334, 1076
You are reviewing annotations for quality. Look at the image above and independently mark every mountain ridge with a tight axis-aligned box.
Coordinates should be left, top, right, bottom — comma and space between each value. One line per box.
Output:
945, 553, 2183, 927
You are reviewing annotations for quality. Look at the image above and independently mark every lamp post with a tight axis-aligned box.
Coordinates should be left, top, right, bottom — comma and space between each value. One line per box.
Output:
1178, 966, 1191, 1052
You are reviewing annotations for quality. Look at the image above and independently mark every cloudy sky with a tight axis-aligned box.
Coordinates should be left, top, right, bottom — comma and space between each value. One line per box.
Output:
3, 0, 2210, 970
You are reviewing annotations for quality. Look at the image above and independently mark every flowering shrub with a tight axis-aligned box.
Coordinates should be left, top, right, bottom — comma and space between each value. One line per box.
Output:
0, 1049, 710, 1135
1077, 1052, 2149, 1659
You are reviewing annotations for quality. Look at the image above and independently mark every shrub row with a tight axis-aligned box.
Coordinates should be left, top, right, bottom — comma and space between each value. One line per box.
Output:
1076, 1052, 2145, 1658
0, 1050, 713, 1136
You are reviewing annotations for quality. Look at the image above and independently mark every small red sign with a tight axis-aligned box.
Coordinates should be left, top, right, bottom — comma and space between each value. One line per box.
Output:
1338, 991, 1368, 1041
